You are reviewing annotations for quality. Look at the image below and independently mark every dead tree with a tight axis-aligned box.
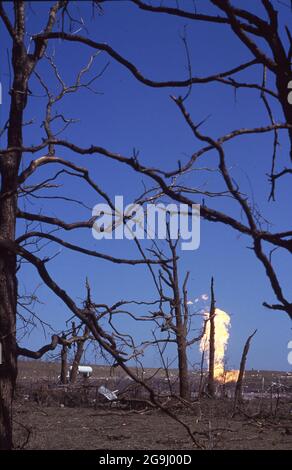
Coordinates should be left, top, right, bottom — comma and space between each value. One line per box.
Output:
166, 238, 190, 399
207, 278, 216, 398
69, 282, 92, 383
0, 1, 64, 448
233, 329, 257, 412
60, 338, 68, 385
198, 348, 206, 399
0, 1, 159, 448
69, 323, 89, 384
137, 233, 207, 400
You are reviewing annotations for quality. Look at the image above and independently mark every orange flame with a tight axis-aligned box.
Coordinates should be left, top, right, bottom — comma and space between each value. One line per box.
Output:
216, 370, 239, 384
200, 308, 236, 381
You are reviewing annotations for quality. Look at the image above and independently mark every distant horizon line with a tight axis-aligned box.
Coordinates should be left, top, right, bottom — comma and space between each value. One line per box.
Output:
17, 359, 292, 374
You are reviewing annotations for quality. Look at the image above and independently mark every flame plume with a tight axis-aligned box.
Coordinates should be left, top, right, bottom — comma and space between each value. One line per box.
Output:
200, 308, 238, 382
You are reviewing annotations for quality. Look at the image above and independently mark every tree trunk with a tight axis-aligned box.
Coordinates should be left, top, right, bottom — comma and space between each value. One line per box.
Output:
69, 322, 89, 383
233, 329, 257, 411
0, 151, 19, 449
198, 348, 205, 398
0, 27, 29, 447
70, 341, 85, 384
60, 342, 68, 385
171, 249, 190, 400
177, 333, 189, 399
207, 278, 216, 398
0, 249, 17, 450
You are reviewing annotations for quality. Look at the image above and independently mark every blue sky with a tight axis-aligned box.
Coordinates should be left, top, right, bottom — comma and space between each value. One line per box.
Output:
1, 0, 291, 371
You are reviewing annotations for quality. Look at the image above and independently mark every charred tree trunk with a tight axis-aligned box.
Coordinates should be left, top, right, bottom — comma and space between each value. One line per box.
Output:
0, 13, 29, 447
69, 341, 84, 384
198, 349, 205, 398
207, 278, 216, 398
69, 325, 88, 384
0, 244, 17, 450
171, 247, 189, 400
60, 341, 68, 385
0, 0, 56, 446
177, 330, 189, 399
233, 329, 257, 411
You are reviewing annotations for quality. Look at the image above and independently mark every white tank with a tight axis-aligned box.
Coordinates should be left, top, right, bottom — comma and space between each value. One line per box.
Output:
69, 365, 93, 376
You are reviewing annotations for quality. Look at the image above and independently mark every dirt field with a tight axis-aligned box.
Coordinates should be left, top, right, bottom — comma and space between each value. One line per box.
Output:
13, 361, 292, 450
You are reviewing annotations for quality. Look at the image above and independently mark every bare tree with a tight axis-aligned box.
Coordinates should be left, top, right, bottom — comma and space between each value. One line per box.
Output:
60, 337, 68, 385
207, 278, 216, 398
149, 241, 191, 399
131, 229, 208, 400
233, 329, 257, 412
69, 323, 89, 384
0, 1, 68, 448
0, 1, 160, 448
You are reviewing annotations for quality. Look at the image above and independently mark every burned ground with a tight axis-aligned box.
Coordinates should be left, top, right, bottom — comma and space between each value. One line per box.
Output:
13, 361, 292, 450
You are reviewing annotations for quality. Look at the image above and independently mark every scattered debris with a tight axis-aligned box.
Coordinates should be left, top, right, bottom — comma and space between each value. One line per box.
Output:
98, 385, 118, 401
